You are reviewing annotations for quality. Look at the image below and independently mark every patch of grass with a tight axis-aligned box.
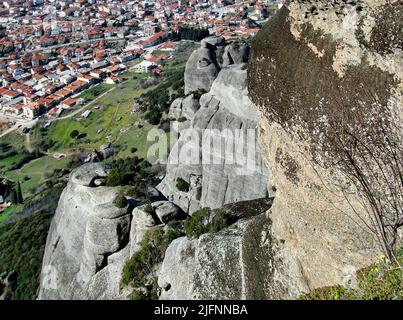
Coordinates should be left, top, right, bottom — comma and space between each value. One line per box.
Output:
3, 156, 71, 196
79, 83, 113, 102
0, 154, 26, 172
300, 250, 403, 300
152, 50, 172, 56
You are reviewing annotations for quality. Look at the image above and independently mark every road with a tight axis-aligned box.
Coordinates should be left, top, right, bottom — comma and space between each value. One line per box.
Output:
0, 42, 156, 139
53, 86, 116, 121
0, 85, 115, 140
0, 124, 19, 139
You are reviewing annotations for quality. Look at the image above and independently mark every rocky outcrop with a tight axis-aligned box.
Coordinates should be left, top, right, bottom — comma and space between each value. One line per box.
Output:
184, 36, 249, 94
158, 39, 268, 213
248, 0, 402, 297
158, 199, 275, 300
38, 164, 181, 300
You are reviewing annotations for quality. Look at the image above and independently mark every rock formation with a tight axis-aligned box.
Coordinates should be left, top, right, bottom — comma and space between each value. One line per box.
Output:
38, 164, 181, 299
158, 198, 274, 299
158, 39, 268, 213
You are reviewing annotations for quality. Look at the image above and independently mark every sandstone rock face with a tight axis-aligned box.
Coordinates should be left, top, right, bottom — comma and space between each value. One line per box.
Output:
158, 39, 269, 214
248, 1, 402, 297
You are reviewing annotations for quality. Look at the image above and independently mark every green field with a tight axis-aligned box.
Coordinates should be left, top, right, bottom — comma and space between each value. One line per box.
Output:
3, 156, 71, 196
31, 72, 157, 160
152, 50, 172, 56
0, 153, 26, 172
0, 204, 22, 223
79, 83, 114, 102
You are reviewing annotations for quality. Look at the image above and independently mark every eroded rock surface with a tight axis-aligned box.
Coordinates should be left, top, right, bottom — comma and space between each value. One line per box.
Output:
158, 39, 268, 213
38, 164, 177, 300
248, 0, 402, 297
158, 199, 276, 299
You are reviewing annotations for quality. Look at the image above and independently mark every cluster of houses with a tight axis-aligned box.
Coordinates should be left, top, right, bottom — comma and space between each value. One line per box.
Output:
0, 41, 136, 120
0, 0, 280, 121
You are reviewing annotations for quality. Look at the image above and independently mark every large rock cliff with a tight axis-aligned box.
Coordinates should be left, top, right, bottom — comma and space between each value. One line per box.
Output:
248, 0, 402, 296
38, 164, 182, 299
157, 37, 268, 213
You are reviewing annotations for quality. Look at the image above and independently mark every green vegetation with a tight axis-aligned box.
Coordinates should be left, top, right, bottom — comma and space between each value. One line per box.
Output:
113, 193, 128, 208
151, 50, 172, 56
0, 211, 53, 299
9, 181, 23, 205
176, 177, 190, 192
29, 73, 157, 160
173, 26, 210, 41
70, 130, 79, 139
79, 83, 113, 103
121, 221, 185, 299
184, 208, 231, 239
300, 249, 403, 300
0, 205, 22, 223
139, 65, 185, 125
3, 156, 71, 196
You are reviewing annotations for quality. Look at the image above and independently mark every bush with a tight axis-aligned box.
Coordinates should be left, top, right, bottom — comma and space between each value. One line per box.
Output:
143, 203, 154, 214
299, 249, 403, 300
70, 130, 79, 139
106, 169, 133, 187
184, 208, 211, 238
113, 193, 128, 208
176, 177, 190, 192
121, 222, 185, 299
184, 208, 232, 239
209, 209, 231, 234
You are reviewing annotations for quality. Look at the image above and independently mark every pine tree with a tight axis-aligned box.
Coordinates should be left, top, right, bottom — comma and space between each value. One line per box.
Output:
10, 189, 17, 204
16, 181, 23, 204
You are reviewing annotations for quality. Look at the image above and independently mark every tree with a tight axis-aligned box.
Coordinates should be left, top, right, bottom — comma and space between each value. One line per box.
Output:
70, 130, 79, 139
10, 189, 17, 204
176, 177, 190, 192
16, 181, 23, 204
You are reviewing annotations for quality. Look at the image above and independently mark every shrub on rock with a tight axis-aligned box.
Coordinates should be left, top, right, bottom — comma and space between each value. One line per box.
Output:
113, 193, 128, 208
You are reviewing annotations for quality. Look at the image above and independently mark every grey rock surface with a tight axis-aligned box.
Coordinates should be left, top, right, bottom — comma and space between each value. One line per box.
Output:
37, 164, 176, 300
223, 41, 250, 67
153, 201, 184, 224
158, 56, 268, 213
184, 36, 226, 94
158, 210, 277, 299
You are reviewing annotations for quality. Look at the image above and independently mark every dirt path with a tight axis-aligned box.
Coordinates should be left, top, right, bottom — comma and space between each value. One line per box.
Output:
0, 125, 18, 139
53, 86, 116, 122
